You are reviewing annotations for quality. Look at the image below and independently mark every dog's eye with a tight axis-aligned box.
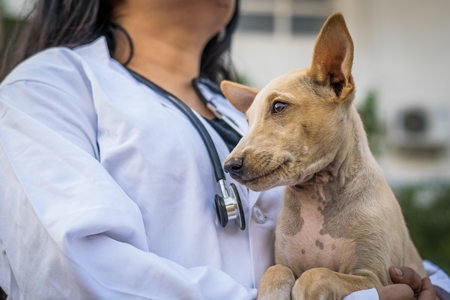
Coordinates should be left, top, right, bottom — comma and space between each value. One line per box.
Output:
272, 102, 288, 114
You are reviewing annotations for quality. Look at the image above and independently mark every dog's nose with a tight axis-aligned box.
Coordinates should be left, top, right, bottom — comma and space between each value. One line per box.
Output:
224, 157, 245, 179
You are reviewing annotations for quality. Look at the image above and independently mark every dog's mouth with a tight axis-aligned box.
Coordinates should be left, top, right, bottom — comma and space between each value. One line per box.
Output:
243, 168, 278, 184
297, 173, 316, 185
240, 161, 288, 186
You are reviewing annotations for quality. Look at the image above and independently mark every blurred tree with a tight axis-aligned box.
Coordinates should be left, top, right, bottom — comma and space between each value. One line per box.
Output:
394, 183, 450, 274
358, 90, 381, 156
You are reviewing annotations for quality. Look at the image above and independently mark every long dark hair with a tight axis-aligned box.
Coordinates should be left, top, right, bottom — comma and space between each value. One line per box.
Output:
0, 0, 240, 83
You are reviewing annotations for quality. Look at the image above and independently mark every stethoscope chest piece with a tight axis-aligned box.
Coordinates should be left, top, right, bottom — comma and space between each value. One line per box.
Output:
215, 180, 246, 230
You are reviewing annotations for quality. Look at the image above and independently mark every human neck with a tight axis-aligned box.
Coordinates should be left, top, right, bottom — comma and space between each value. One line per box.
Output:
115, 18, 204, 91
113, 10, 216, 119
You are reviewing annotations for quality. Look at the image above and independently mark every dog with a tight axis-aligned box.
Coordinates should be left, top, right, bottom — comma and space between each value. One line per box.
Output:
221, 12, 427, 300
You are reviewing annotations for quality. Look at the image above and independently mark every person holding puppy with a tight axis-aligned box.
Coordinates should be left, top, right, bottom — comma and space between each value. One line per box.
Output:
0, 0, 448, 299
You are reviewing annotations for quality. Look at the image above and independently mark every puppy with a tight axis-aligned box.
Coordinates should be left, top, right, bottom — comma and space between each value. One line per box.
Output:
221, 13, 426, 300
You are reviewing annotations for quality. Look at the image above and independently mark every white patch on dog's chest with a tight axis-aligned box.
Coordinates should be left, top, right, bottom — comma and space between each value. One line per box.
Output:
276, 186, 357, 277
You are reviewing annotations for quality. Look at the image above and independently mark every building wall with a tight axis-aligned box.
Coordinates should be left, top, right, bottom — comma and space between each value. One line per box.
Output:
335, 0, 450, 109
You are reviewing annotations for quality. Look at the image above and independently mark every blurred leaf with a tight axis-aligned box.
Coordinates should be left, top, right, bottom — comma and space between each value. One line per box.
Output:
394, 182, 450, 275
357, 90, 381, 155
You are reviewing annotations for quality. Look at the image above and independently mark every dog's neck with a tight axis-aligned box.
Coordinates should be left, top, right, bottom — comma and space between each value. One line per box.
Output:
293, 107, 375, 192
333, 109, 371, 185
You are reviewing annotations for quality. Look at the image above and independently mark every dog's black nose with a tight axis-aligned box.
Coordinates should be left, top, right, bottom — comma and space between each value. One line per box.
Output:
224, 157, 245, 179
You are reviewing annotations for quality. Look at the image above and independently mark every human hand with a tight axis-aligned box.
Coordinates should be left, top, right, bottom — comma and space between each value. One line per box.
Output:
376, 266, 437, 300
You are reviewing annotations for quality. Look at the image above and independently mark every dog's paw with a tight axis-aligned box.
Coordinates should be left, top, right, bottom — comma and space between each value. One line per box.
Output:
257, 265, 295, 300
291, 268, 340, 300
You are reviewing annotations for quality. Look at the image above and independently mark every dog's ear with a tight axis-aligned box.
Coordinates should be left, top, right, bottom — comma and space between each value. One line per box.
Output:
307, 13, 354, 103
221, 80, 259, 113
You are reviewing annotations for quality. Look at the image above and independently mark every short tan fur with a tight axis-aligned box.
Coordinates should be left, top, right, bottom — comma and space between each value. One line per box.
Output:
222, 13, 425, 300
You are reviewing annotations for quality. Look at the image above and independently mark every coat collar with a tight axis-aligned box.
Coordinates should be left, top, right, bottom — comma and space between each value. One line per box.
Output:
74, 36, 111, 66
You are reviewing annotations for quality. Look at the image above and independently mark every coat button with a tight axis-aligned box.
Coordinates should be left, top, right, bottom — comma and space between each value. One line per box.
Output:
252, 205, 267, 224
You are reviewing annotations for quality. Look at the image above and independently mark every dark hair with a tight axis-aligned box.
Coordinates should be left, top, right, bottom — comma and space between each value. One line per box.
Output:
200, 1, 240, 83
0, 0, 240, 83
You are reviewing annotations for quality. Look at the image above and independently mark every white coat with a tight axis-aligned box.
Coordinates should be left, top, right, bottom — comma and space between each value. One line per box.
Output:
0, 37, 448, 300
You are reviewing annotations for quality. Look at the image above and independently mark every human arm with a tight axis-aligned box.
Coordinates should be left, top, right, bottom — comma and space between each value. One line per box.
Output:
342, 268, 432, 300
377, 267, 436, 300
344, 262, 450, 300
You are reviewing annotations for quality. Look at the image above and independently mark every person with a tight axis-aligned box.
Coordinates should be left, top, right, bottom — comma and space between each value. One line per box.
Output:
0, 0, 449, 299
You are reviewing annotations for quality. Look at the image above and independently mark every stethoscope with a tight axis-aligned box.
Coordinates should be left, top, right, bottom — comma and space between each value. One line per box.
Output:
128, 69, 246, 230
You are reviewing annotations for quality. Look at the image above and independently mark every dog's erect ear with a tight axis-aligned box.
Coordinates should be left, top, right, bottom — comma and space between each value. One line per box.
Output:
220, 80, 259, 113
307, 13, 354, 102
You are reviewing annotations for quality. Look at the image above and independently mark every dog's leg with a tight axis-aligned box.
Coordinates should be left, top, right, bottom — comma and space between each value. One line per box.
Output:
291, 267, 381, 300
258, 264, 296, 300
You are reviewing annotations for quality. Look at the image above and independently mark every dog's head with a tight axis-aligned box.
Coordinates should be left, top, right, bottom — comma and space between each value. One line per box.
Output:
223, 13, 357, 191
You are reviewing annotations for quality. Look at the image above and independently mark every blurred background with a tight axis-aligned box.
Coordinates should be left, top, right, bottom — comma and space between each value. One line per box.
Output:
0, 0, 449, 274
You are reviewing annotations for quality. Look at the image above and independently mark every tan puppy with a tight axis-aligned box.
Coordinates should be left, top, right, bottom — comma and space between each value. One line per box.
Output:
222, 13, 426, 300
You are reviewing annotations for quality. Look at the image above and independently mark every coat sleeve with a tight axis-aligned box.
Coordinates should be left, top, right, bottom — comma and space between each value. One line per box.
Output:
424, 260, 450, 300
0, 79, 256, 300
344, 288, 379, 300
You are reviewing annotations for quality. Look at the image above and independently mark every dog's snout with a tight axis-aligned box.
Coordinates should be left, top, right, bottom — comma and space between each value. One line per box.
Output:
224, 157, 245, 179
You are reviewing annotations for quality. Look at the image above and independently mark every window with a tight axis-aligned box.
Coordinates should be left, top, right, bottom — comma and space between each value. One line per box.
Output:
238, 0, 332, 36
238, 14, 274, 33
291, 15, 328, 34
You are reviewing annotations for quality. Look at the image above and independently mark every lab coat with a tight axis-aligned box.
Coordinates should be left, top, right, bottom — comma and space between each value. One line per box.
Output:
0, 37, 449, 300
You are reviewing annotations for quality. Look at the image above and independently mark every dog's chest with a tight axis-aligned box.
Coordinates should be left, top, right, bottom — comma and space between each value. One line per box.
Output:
275, 185, 357, 277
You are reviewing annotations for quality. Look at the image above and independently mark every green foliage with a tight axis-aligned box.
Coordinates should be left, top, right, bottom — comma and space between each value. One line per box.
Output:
357, 90, 381, 155
394, 182, 450, 274
235, 72, 251, 86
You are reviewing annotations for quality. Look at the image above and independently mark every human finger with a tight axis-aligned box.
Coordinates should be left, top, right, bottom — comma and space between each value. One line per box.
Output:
418, 277, 436, 300
389, 266, 423, 294
376, 283, 414, 300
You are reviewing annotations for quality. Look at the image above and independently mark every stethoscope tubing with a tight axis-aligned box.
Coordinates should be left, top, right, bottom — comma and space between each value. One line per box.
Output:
192, 78, 245, 137
127, 69, 226, 182
127, 69, 246, 230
